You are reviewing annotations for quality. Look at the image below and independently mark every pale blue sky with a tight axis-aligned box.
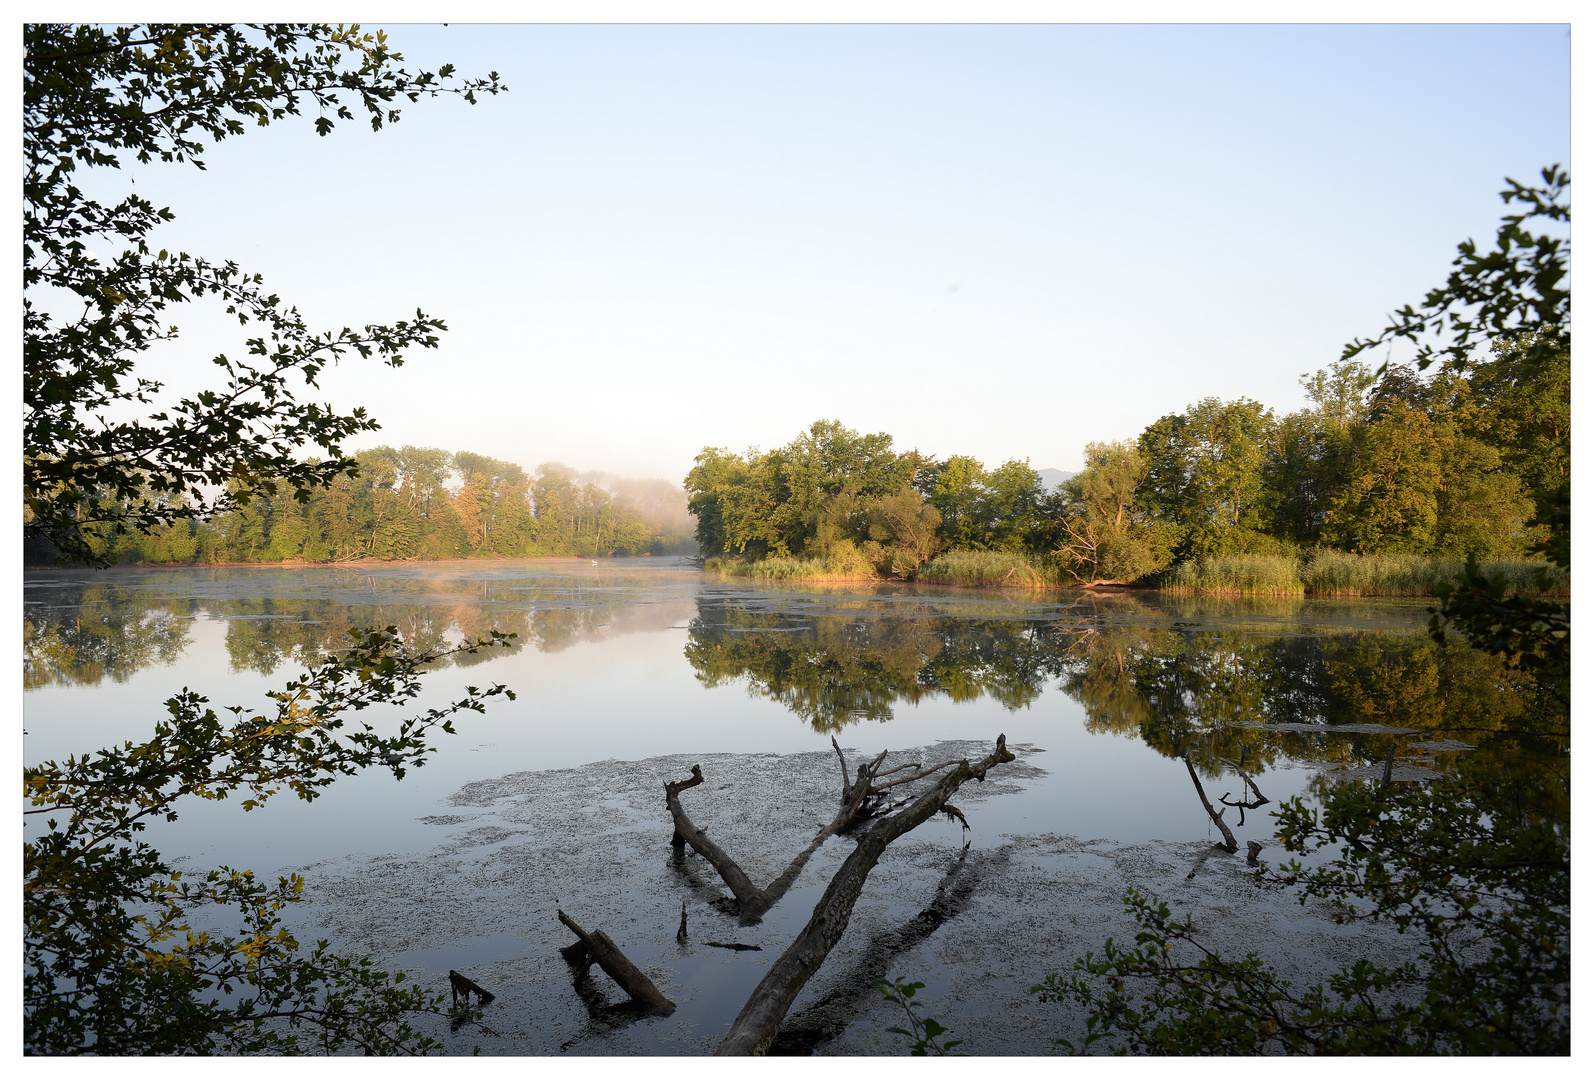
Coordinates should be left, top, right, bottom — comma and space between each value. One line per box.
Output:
97, 22, 1571, 482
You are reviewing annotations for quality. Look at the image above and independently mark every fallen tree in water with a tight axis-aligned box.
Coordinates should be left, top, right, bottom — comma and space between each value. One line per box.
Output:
716, 736, 1014, 1055
557, 734, 1016, 1055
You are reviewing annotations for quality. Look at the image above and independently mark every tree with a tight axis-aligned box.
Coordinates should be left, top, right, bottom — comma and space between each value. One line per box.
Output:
23, 24, 502, 565
1138, 397, 1278, 558
919, 455, 989, 549
1321, 395, 1443, 553
1054, 441, 1170, 584
23, 22, 512, 1054
1043, 167, 1571, 1056
1342, 166, 1568, 377
684, 421, 924, 561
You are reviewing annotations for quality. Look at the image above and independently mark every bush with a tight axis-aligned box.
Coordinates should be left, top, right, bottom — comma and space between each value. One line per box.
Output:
703, 546, 880, 581
1161, 551, 1569, 598
1037, 767, 1569, 1054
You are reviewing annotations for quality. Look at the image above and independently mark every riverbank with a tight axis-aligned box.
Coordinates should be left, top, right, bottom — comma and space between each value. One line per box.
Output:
706, 549, 1568, 598
1161, 552, 1568, 598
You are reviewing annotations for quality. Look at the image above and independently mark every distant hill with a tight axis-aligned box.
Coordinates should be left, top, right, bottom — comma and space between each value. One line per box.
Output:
1036, 468, 1077, 492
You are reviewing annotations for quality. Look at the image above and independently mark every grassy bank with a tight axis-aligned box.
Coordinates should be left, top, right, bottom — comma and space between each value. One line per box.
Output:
1161, 554, 1305, 597
1163, 551, 1569, 598
705, 548, 1059, 587
914, 550, 1057, 588
703, 555, 878, 582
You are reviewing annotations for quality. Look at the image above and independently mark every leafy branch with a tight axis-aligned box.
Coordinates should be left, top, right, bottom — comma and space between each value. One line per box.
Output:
1342, 165, 1568, 376
874, 977, 963, 1055
24, 627, 516, 1054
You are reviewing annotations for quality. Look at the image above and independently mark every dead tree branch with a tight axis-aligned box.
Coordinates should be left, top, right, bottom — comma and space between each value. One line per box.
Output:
448, 969, 494, 1007
1183, 754, 1239, 853
557, 909, 675, 1015
831, 736, 853, 802
665, 764, 773, 918
1218, 752, 1270, 806
715, 735, 1015, 1056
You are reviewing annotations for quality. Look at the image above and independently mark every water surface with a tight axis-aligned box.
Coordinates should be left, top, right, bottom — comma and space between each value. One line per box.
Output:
24, 559, 1553, 1054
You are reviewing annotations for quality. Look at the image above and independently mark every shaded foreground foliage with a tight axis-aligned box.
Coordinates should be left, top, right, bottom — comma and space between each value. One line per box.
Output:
1035, 767, 1568, 1054
22, 22, 528, 1056
24, 628, 516, 1053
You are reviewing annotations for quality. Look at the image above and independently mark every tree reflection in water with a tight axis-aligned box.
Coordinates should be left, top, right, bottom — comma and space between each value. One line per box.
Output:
25, 579, 1563, 797
682, 592, 1564, 799
21, 576, 671, 688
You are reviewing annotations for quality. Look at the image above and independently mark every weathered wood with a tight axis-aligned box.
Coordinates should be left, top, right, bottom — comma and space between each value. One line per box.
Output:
1183, 754, 1239, 853
448, 969, 495, 1007
1247, 840, 1263, 865
715, 735, 1015, 1056
831, 736, 853, 802
676, 900, 688, 943
665, 765, 773, 918
557, 909, 675, 1015
705, 941, 763, 951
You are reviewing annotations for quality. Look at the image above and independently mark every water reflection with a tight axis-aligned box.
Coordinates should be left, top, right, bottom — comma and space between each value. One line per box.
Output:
683, 593, 1563, 789
22, 568, 694, 687
26, 570, 1563, 795
23, 582, 196, 689
685, 600, 1067, 731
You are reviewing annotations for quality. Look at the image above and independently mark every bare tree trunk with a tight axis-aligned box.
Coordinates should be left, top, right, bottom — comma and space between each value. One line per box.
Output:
1183, 754, 1238, 853
715, 736, 1015, 1056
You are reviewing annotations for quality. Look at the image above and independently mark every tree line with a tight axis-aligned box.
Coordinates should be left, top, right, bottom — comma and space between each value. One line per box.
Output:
27, 447, 697, 565
685, 334, 1567, 584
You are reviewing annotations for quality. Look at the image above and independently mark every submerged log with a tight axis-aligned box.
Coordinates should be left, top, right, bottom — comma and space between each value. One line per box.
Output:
557, 909, 675, 1015
715, 735, 1015, 1056
448, 969, 495, 1007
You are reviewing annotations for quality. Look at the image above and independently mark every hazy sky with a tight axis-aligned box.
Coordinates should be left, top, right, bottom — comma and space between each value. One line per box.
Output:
95, 21, 1571, 483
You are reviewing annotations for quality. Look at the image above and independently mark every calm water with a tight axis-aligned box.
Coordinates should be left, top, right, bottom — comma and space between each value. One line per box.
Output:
23, 559, 1555, 1054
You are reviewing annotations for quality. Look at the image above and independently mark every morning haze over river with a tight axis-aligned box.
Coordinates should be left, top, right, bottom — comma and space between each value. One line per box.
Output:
25, 557, 1548, 1055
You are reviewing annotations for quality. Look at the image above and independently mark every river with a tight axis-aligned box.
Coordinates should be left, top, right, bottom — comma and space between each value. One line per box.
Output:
24, 558, 1549, 1054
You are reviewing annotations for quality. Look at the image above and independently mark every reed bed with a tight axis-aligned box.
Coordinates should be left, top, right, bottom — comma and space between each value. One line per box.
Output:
1162, 551, 1569, 597
703, 555, 878, 581
914, 550, 1056, 588
1161, 554, 1305, 597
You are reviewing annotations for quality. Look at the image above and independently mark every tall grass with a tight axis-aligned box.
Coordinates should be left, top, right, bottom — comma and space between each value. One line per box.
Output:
703, 554, 878, 581
1162, 551, 1569, 597
915, 550, 1056, 588
1161, 554, 1305, 597
1302, 551, 1568, 596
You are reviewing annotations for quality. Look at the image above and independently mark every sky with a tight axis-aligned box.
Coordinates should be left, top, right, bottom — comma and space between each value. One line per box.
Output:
72, 20, 1572, 485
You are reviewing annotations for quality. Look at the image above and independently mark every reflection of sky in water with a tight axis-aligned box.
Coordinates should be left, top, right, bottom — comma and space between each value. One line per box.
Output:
24, 559, 1483, 885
